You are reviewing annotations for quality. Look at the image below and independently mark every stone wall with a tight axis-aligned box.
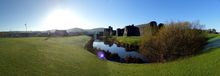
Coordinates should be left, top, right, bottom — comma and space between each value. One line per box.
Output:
124, 24, 140, 36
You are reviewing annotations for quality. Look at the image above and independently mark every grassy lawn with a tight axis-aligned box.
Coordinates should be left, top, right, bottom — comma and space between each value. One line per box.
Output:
207, 34, 220, 42
0, 35, 220, 76
115, 36, 140, 46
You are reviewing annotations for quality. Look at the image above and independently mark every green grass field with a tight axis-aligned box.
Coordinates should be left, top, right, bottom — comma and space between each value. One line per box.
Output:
115, 36, 140, 46
0, 35, 220, 76
207, 34, 220, 42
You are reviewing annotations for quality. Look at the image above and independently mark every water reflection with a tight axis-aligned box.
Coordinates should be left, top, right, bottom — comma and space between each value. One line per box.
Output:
93, 40, 148, 63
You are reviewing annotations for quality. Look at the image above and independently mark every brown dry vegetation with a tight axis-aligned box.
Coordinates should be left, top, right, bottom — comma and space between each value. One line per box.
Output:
140, 22, 207, 62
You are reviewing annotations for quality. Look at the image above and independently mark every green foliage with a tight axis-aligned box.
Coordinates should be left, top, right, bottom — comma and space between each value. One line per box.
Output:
116, 36, 140, 46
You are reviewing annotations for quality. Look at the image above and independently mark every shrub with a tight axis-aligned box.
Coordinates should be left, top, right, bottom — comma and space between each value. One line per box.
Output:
140, 21, 159, 43
158, 23, 164, 29
140, 21, 207, 62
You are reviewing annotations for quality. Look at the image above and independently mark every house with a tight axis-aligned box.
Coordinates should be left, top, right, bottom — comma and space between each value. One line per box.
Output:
123, 24, 140, 36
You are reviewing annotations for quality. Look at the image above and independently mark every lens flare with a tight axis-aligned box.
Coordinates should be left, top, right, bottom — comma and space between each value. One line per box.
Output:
97, 51, 105, 59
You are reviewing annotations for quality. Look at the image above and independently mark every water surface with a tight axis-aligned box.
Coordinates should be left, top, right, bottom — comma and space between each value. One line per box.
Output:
92, 39, 147, 63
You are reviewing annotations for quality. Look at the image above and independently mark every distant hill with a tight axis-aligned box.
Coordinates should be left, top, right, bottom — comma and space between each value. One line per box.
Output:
67, 28, 85, 33
86, 28, 105, 32
66, 27, 105, 35
84, 28, 105, 35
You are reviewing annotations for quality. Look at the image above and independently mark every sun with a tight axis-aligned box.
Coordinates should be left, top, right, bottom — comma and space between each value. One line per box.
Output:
41, 9, 81, 30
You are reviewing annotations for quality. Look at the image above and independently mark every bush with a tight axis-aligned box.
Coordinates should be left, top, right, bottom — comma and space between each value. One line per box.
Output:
140, 22, 207, 62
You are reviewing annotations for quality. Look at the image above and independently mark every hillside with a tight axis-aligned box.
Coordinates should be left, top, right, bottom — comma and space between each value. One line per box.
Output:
67, 27, 105, 35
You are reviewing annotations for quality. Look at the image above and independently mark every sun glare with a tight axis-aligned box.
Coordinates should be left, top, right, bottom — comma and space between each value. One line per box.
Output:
41, 9, 82, 30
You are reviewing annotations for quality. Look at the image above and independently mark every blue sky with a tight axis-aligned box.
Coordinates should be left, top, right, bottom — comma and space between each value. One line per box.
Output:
0, 0, 220, 31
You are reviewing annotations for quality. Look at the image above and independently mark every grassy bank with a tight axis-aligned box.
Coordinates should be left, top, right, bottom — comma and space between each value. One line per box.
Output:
0, 35, 220, 76
115, 36, 140, 46
207, 34, 220, 42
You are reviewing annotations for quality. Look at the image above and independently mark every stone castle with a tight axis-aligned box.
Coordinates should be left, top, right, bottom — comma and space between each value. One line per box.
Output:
103, 25, 140, 37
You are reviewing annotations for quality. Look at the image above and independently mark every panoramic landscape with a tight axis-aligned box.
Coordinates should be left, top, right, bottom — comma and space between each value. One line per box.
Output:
0, 0, 220, 76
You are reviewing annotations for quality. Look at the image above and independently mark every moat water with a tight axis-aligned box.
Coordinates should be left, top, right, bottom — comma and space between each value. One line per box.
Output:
92, 39, 148, 63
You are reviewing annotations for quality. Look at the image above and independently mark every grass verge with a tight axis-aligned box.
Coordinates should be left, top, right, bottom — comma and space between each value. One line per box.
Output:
0, 35, 219, 76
